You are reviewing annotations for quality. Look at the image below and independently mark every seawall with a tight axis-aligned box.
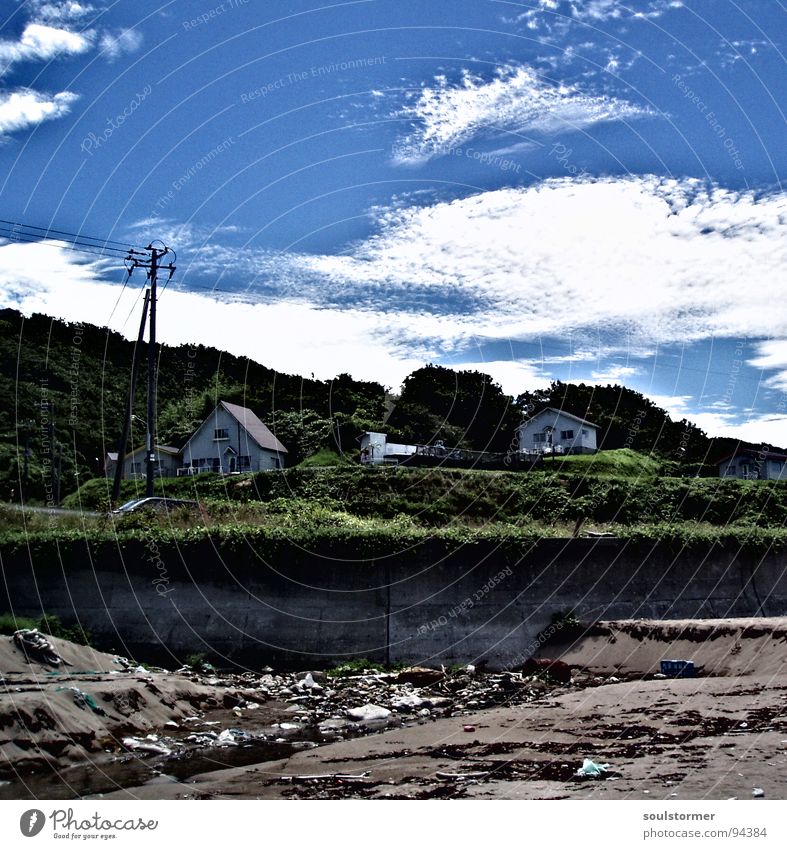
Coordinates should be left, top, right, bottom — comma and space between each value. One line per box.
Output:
1, 537, 784, 668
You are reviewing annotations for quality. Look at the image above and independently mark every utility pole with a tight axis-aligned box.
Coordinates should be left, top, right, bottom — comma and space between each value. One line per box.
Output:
124, 243, 176, 498
112, 289, 150, 502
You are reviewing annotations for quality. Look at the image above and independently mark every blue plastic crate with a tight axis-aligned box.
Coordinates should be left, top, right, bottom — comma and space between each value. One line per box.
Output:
660, 659, 695, 678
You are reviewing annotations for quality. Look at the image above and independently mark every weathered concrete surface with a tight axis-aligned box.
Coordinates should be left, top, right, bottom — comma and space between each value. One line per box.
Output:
1, 538, 784, 667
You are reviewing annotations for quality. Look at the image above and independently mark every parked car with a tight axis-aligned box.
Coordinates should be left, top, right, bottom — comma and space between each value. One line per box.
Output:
111, 497, 201, 515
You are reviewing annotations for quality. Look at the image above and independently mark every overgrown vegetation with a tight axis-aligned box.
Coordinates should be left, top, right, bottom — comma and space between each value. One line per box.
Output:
0, 611, 91, 645
2, 309, 778, 507
61, 465, 787, 531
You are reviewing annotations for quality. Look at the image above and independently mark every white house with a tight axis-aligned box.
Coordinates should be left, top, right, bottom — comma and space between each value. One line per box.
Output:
516, 407, 598, 455
112, 445, 181, 480
179, 401, 288, 475
718, 449, 787, 480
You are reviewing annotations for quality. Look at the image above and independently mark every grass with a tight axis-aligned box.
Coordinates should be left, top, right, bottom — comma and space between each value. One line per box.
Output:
543, 448, 664, 478
0, 612, 91, 644
297, 448, 352, 468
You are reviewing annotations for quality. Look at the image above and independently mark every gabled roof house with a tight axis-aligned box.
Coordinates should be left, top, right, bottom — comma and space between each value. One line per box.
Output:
516, 407, 599, 455
108, 401, 288, 480
180, 401, 288, 475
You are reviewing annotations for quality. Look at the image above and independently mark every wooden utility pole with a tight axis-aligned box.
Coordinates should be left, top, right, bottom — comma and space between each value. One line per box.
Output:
112, 289, 150, 502
123, 243, 176, 498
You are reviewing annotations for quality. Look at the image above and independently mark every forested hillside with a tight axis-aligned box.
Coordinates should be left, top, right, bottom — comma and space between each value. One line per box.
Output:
0, 309, 774, 503
0, 308, 385, 501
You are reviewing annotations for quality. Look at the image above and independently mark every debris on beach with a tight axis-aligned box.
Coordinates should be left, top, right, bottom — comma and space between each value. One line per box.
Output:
13, 629, 68, 667
574, 758, 611, 778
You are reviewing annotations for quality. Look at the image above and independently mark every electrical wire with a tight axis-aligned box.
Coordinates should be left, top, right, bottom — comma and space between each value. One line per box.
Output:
0, 220, 144, 260
0, 218, 138, 250
0, 230, 131, 260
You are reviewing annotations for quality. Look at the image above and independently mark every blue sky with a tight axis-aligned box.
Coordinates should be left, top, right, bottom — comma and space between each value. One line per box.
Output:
0, 0, 785, 443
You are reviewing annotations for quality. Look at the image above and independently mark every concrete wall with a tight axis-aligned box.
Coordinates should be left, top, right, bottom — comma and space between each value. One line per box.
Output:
1, 538, 784, 669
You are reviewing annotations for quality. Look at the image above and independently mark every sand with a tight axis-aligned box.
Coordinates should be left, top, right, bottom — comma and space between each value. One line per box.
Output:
2, 618, 786, 800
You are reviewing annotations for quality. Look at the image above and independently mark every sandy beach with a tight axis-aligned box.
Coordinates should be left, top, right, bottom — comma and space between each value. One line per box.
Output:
2, 618, 785, 800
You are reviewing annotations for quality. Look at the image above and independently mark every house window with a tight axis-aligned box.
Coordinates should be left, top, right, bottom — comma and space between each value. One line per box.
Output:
213, 428, 229, 441
131, 462, 141, 473
533, 433, 546, 444
560, 429, 574, 440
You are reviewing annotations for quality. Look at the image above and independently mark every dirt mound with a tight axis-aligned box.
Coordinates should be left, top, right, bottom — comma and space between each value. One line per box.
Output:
0, 634, 232, 782
546, 617, 787, 678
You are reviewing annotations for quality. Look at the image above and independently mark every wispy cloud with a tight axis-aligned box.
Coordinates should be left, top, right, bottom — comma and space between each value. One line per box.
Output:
0, 22, 91, 72
24, 2, 96, 25
0, 4, 141, 137
99, 28, 143, 61
0, 88, 79, 136
391, 65, 654, 165
749, 340, 787, 392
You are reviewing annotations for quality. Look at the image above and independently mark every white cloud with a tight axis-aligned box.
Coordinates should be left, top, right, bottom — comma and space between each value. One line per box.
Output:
0, 23, 91, 71
0, 241, 427, 390
0, 89, 79, 135
99, 29, 143, 61
290, 176, 787, 350
444, 360, 549, 396
26, 2, 94, 24
749, 340, 787, 392
590, 364, 641, 382
392, 65, 653, 165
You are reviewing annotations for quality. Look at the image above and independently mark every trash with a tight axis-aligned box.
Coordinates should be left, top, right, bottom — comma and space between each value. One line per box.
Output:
391, 693, 425, 712
752, 788, 765, 798
214, 728, 251, 746
346, 704, 392, 722
64, 687, 106, 716
515, 658, 572, 684
396, 667, 445, 687
436, 771, 488, 781
13, 629, 68, 667
122, 736, 172, 757
575, 758, 610, 778
660, 659, 695, 678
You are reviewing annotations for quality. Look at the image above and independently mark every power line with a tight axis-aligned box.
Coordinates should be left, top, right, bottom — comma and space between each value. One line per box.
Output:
0, 219, 145, 260
0, 218, 138, 250
0, 230, 131, 260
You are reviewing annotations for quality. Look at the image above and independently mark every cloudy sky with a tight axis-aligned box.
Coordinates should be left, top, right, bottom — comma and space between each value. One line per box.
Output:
0, 0, 785, 443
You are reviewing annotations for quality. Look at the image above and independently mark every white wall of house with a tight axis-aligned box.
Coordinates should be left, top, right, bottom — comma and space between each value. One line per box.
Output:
516, 409, 598, 455
181, 406, 283, 473
719, 455, 786, 480
122, 447, 179, 479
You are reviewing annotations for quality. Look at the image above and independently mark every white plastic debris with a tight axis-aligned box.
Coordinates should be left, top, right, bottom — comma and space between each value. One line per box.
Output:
346, 704, 392, 722
575, 758, 610, 778
122, 736, 172, 756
